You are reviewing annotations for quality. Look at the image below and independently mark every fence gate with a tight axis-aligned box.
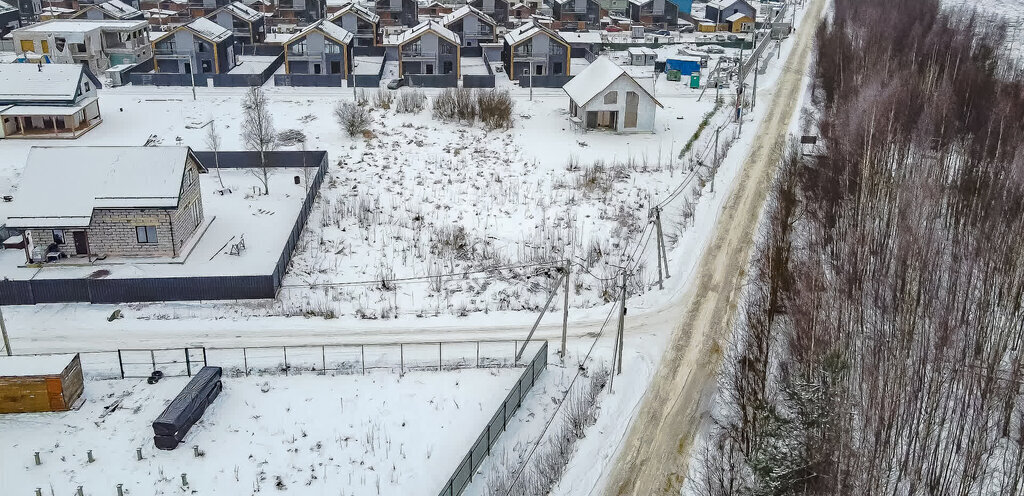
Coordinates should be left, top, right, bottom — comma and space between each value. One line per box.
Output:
117, 347, 207, 379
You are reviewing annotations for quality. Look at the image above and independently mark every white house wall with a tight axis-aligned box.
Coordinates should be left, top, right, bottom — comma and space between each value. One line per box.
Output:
580, 74, 658, 132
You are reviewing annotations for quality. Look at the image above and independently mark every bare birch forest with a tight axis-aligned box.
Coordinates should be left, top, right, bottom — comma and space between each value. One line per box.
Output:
693, 0, 1024, 494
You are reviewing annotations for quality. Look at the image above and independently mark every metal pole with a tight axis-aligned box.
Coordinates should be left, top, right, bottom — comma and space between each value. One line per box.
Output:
752, 55, 759, 110
616, 271, 626, 375
190, 70, 196, 101
654, 210, 664, 291
560, 259, 570, 361
516, 272, 567, 361
1, 305, 11, 356
658, 208, 670, 279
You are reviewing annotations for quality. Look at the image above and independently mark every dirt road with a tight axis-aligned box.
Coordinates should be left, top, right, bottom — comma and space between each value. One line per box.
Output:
602, 0, 827, 494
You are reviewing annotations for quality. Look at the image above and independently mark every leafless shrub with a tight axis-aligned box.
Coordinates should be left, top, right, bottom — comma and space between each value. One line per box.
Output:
476, 89, 514, 129
396, 89, 427, 113
432, 88, 477, 123
373, 88, 394, 109
334, 102, 371, 137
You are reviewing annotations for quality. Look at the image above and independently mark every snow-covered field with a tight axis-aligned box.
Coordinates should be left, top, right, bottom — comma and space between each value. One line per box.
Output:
0, 368, 521, 495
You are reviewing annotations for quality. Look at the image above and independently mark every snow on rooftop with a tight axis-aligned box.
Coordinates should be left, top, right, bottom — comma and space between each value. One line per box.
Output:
439, 5, 496, 28
287, 19, 354, 46
0, 0, 16, 14
385, 20, 459, 46
563, 56, 625, 106
186, 17, 232, 42
97, 0, 142, 18
726, 11, 749, 21
0, 64, 84, 102
558, 30, 602, 44
223, 1, 263, 22
0, 354, 77, 377
329, 1, 380, 23
5, 147, 193, 229
17, 18, 148, 33
503, 22, 562, 45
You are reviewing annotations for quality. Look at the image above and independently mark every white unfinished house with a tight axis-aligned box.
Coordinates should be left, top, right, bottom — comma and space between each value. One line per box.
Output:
563, 56, 662, 133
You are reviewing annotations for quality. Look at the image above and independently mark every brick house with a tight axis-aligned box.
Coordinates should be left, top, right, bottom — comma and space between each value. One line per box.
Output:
5, 146, 207, 262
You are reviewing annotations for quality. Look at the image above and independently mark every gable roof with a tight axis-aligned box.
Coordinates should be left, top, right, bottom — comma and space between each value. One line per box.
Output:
726, 11, 750, 21
385, 20, 460, 47
0, 0, 16, 14
562, 56, 663, 108
6, 147, 202, 229
184, 17, 232, 43
503, 21, 565, 46
96, 0, 142, 19
439, 5, 496, 28
218, 1, 263, 22
707, 0, 754, 13
286, 19, 354, 46
327, 1, 380, 24
0, 64, 85, 103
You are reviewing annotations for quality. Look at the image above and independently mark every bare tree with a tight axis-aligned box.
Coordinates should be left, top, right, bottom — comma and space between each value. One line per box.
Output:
240, 87, 276, 194
204, 121, 224, 189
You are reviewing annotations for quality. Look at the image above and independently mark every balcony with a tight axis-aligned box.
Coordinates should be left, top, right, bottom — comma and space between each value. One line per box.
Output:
154, 47, 178, 55
376, 3, 403, 11
401, 50, 436, 60
465, 30, 494, 38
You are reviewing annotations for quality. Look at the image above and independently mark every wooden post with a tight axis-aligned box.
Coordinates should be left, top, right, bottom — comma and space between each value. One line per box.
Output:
561, 259, 570, 360
655, 207, 669, 279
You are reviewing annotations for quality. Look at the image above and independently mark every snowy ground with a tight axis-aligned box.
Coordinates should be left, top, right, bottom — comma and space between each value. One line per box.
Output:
0, 368, 521, 496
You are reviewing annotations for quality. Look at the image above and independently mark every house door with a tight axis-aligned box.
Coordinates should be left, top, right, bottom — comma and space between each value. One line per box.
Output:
72, 231, 89, 255
313, 63, 322, 74
330, 61, 341, 74
184, 61, 192, 74
201, 60, 213, 73
536, 64, 544, 75
425, 63, 434, 74
624, 91, 639, 128
443, 60, 453, 74
553, 61, 563, 75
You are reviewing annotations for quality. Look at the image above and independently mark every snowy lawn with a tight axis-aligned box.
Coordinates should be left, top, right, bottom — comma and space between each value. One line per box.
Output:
0, 368, 522, 495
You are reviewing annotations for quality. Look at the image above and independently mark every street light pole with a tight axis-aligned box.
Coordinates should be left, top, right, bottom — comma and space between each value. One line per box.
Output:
1, 306, 11, 356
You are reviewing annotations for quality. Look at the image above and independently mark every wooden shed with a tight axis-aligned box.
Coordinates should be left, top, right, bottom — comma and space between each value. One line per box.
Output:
0, 354, 85, 414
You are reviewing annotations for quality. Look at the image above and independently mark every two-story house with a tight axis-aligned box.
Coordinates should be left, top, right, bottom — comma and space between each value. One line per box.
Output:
439, 5, 495, 47
273, 0, 325, 23
206, 1, 264, 44
387, 20, 459, 77
6, 146, 206, 261
326, 1, 378, 47
501, 22, 570, 78
0, 63, 103, 139
152, 17, 235, 74
627, 0, 678, 29
469, 0, 507, 25
12, 18, 152, 73
283, 19, 351, 77
374, 0, 416, 27
551, 0, 600, 31
704, 0, 754, 27
70, 0, 145, 20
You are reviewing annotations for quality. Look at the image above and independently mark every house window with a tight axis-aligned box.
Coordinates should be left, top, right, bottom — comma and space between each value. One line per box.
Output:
604, 91, 617, 104
84, 81, 91, 92
20, 40, 33, 52
289, 40, 306, 55
440, 43, 452, 55
185, 166, 196, 187
192, 201, 202, 227
325, 42, 341, 54
52, 229, 65, 244
136, 226, 158, 244
198, 42, 207, 53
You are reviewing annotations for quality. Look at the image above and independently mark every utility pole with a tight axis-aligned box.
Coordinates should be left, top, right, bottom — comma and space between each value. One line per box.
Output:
652, 207, 669, 290
616, 271, 626, 375
516, 271, 567, 361
654, 211, 664, 291
752, 55, 759, 110
561, 259, 570, 361
655, 207, 669, 280
190, 68, 196, 101
712, 125, 720, 193
529, 62, 534, 102
1, 305, 11, 356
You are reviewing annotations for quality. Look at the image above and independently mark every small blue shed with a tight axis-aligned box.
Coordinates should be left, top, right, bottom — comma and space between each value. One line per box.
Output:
665, 57, 701, 76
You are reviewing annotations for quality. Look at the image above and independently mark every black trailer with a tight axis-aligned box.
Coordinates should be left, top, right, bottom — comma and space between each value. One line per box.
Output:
152, 366, 223, 450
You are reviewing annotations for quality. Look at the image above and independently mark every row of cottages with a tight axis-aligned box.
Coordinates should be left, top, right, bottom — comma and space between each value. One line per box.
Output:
206, 1, 265, 44
70, 0, 144, 20
6, 147, 206, 262
388, 20, 460, 77
704, 0, 755, 32
439, 5, 496, 47
0, 64, 103, 139
502, 22, 570, 78
11, 18, 152, 73
185, 0, 323, 24
283, 19, 352, 77
550, 0, 600, 31
153, 17, 235, 74
627, 0, 679, 29
563, 56, 661, 133
326, 1, 378, 47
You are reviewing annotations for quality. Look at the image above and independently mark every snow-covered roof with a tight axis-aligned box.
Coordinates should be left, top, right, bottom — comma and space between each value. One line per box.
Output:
222, 1, 263, 22
5, 147, 199, 229
627, 0, 647, 6
0, 64, 85, 103
726, 11, 750, 21
286, 19, 354, 45
16, 18, 148, 34
96, 0, 142, 19
385, 20, 460, 47
1, 97, 97, 116
0, 0, 17, 14
0, 354, 78, 377
185, 17, 232, 42
328, 1, 380, 23
627, 46, 655, 55
558, 30, 601, 44
562, 56, 663, 108
503, 21, 564, 46
439, 5, 496, 28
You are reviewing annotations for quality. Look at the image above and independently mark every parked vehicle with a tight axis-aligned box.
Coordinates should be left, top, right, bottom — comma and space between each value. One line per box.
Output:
702, 44, 725, 54
655, 29, 671, 36
714, 34, 727, 42
387, 77, 406, 90
679, 25, 695, 33
727, 34, 739, 42
606, 25, 623, 32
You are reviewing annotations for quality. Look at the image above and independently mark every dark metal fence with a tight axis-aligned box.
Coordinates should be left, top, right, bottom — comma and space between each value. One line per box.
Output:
437, 341, 549, 496
408, 73, 459, 87
516, 74, 574, 88
275, 73, 347, 87
128, 53, 284, 87
0, 151, 327, 306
